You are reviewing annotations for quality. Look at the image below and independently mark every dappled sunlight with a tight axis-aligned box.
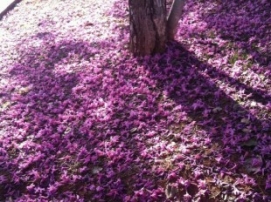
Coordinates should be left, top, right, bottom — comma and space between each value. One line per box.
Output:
0, 0, 270, 201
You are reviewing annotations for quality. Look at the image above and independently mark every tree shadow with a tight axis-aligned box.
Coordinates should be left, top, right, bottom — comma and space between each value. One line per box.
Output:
0, 34, 81, 199
0, 34, 169, 201
197, 0, 271, 69
1, 0, 270, 199
139, 40, 271, 200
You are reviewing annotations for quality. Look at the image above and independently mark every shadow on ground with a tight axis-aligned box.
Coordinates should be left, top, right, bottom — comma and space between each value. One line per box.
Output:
0, 0, 270, 200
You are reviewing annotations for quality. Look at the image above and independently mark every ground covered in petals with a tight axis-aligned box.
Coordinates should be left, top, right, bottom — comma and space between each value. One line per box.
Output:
0, 0, 270, 201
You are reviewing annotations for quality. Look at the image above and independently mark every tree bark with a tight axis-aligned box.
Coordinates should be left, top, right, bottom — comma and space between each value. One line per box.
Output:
129, 0, 167, 56
167, 0, 186, 40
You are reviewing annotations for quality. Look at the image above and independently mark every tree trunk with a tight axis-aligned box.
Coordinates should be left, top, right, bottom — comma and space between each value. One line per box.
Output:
167, 0, 186, 40
129, 0, 167, 56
